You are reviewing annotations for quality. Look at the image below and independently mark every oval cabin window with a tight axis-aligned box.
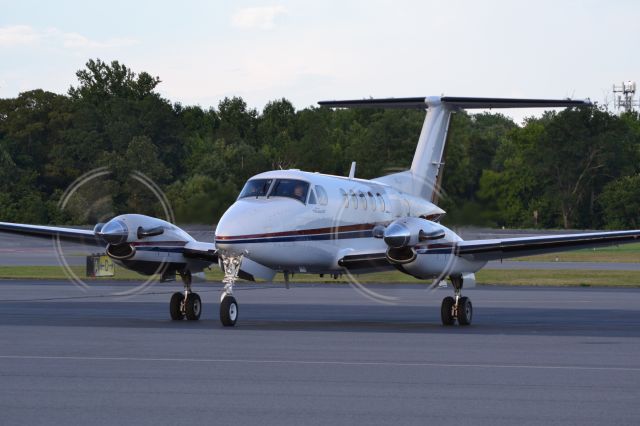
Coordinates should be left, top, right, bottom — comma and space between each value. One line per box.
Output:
350, 190, 358, 209
368, 192, 376, 211
358, 191, 367, 210
340, 189, 349, 208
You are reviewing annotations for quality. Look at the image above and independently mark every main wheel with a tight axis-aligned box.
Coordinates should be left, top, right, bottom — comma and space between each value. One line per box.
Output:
220, 296, 238, 327
441, 296, 455, 326
457, 297, 473, 326
185, 293, 202, 321
170, 292, 184, 320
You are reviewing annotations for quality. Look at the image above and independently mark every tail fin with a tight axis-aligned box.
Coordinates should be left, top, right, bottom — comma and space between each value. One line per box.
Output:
319, 96, 590, 202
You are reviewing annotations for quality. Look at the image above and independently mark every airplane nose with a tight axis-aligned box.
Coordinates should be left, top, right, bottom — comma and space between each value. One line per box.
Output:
215, 201, 274, 253
97, 219, 129, 244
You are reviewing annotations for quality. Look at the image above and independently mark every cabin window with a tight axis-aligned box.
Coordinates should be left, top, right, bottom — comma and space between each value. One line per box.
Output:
376, 193, 385, 211
358, 191, 367, 210
340, 189, 349, 208
308, 189, 317, 205
239, 179, 273, 199
270, 179, 309, 203
315, 185, 328, 206
368, 192, 376, 211
350, 190, 358, 209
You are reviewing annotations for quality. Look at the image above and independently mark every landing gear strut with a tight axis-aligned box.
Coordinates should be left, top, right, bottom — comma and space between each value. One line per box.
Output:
219, 254, 242, 327
441, 274, 472, 326
169, 270, 202, 321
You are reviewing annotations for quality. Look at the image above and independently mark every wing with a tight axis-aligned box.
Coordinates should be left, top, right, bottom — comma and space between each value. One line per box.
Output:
0, 222, 103, 246
435, 230, 640, 261
340, 230, 640, 269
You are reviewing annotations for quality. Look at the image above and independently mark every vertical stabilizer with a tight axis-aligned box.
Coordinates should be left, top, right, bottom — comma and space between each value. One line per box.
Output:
374, 97, 452, 201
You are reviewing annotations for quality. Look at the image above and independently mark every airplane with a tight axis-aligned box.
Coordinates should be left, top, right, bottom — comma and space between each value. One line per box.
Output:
1, 96, 639, 327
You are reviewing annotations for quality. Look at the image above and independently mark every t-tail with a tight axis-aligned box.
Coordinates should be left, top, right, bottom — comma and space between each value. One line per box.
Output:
319, 96, 591, 203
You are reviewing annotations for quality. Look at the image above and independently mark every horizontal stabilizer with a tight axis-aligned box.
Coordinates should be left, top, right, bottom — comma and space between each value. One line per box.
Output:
319, 96, 591, 110
319, 97, 428, 109
440, 97, 590, 109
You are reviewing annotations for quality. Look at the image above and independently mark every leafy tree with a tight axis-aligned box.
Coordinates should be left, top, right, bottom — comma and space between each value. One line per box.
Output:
68, 59, 160, 101
167, 175, 238, 224
2, 58, 639, 229
216, 97, 257, 146
478, 106, 639, 228
600, 174, 640, 229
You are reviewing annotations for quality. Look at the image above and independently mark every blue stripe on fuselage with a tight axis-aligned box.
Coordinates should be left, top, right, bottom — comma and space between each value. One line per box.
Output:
214, 230, 373, 244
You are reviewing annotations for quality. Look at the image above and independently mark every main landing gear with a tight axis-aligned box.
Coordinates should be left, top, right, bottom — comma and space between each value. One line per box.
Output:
169, 270, 202, 321
441, 274, 472, 326
219, 254, 242, 327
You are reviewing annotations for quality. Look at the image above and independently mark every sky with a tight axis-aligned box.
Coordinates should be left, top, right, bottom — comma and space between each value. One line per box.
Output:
1, 0, 639, 123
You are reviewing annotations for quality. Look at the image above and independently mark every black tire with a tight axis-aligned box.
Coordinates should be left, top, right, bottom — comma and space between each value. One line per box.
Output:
441, 296, 455, 326
220, 296, 238, 327
185, 293, 202, 321
457, 297, 472, 326
170, 292, 184, 320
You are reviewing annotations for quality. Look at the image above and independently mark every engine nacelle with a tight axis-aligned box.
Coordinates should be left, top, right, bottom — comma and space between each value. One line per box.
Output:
97, 214, 204, 276
380, 220, 485, 283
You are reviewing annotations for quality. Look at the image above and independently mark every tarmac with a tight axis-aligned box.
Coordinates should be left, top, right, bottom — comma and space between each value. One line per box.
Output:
0, 279, 639, 426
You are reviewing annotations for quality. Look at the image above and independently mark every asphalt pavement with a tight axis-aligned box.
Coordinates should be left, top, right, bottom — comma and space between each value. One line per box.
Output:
0, 280, 639, 426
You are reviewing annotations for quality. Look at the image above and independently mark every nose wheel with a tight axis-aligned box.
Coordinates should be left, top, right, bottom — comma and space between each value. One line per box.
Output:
169, 271, 202, 321
441, 275, 472, 326
220, 296, 238, 326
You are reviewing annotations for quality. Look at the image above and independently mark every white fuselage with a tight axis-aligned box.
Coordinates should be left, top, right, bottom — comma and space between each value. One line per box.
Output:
214, 169, 485, 276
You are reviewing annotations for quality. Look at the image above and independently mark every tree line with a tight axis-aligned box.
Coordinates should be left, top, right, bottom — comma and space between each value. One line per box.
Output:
0, 59, 638, 229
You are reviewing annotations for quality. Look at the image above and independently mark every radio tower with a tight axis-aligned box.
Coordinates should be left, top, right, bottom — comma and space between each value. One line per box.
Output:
612, 81, 639, 113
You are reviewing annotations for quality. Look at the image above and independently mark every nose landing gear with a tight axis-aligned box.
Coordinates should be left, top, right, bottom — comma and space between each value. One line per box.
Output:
169, 270, 202, 321
219, 254, 243, 327
441, 274, 472, 326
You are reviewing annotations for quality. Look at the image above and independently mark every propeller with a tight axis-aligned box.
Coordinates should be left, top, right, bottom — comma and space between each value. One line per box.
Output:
95, 219, 129, 244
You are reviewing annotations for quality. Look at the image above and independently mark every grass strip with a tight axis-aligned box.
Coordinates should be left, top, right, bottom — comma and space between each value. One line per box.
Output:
1, 266, 640, 287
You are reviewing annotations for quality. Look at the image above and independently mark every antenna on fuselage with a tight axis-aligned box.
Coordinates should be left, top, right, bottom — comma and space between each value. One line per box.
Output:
348, 161, 356, 180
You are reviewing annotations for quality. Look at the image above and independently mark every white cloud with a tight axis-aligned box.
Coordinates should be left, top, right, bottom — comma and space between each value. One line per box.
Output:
231, 5, 287, 30
0, 25, 137, 49
61, 32, 137, 49
0, 25, 40, 46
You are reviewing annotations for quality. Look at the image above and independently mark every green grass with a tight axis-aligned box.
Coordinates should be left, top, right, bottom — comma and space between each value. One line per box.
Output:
2, 265, 640, 287
0, 266, 154, 280
475, 269, 640, 287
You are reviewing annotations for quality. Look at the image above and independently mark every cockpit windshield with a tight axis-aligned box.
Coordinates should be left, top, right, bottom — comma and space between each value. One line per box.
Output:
238, 179, 272, 199
238, 178, 310, 203
270, 179, 309, 203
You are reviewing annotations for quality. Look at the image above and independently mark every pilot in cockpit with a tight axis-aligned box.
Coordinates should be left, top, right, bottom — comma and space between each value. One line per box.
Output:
293, 183, 305, 200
